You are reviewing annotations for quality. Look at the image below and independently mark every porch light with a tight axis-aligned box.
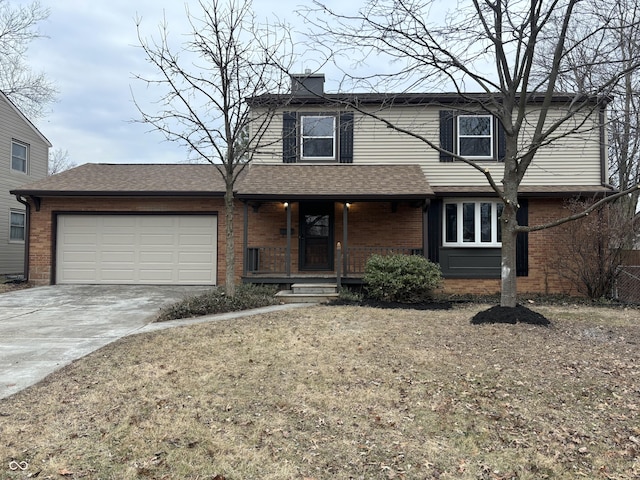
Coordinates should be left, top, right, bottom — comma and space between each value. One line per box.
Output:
283, 202, 289, 209
345, 202, 351, 209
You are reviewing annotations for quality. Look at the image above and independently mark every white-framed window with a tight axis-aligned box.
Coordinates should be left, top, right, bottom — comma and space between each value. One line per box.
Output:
457, 115, 493, 159
443, 200, 504, 247
9, 210, 26, 243
11, 140, 29, 173
300, 115, 336, 160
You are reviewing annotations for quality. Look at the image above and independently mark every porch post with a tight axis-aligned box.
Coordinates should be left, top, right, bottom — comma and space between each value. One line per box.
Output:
343, 202, 349, 275
242, 201, 249, 277
286, 202, 291, 277
336, 242, 342, 288
423, 199, 430, 259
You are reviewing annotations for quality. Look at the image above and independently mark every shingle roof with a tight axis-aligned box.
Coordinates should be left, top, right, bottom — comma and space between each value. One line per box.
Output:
11, 163, 228, 196
12, 162, 611, 200
431, 185, 616, 197
236, 164, 433, 200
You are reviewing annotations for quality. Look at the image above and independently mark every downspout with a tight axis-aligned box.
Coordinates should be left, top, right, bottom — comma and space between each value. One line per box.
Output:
599, 104, 608, 187
14, 195, 30, 281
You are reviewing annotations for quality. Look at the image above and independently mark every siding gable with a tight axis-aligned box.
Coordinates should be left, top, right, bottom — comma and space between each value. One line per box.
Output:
0, 92, 50, 274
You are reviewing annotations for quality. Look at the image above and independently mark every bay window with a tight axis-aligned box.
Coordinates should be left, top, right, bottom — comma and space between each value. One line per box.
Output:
443, 200, 504, 247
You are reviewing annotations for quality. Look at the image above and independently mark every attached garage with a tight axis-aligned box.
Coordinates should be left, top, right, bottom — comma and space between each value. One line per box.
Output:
56, 214, 217, 285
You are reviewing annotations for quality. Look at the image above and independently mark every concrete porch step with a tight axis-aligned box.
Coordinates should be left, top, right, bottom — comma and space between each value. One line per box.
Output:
291, 283, 338, 295
276, 283, 339, 304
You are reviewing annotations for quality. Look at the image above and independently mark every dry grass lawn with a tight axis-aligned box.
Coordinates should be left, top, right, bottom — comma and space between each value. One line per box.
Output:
1, 303, 639, 479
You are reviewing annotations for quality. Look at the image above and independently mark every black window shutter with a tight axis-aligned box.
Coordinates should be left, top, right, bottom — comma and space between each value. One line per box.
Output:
427, 199, 442, 263
282, 111, 297, 163
339, 112, 354, 163
516, 199, 529, 277
439, 111, 455, 162
496, 117, 506, 162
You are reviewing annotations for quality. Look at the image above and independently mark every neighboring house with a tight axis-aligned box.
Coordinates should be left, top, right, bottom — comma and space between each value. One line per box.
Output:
1, 91, 51, 276
11, 75, 613, 295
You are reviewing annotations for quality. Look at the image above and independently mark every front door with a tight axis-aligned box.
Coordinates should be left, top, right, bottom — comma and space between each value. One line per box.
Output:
299, 202, 334, 271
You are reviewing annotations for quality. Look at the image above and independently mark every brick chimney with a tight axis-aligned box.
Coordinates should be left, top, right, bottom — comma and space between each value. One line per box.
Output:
290, 70, 325, 96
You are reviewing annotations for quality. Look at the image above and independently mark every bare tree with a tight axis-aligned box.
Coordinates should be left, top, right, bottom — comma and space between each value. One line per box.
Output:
134, 0, 293, 295
301, 0, 640, 307
553, 199, 637, 299
48, 148, 76, 175
0, 0, 56, 118
536, 0, 640, 225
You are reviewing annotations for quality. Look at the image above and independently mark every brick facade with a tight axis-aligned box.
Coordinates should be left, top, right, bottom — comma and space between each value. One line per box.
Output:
245, 201, 425, 275
26, 195, 577, 296
441, 198, 577, 296
26, 196, 233, 285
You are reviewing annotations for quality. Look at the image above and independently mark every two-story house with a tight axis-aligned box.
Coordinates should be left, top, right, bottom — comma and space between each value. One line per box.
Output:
11, 74, 612, 296
1, 91, 50, 277
237, 74, 612, 296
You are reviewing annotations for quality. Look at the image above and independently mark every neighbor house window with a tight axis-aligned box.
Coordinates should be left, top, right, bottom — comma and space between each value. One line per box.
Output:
443, 200, 503, 247
11, 140, 29, 173
300, 115, 336, 160
9, 211, 25, 242
457, 115, 493, 159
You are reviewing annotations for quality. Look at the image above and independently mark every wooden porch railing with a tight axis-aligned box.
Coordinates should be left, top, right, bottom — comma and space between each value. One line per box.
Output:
344, 247, 424, 275
245, 247, 287, 274
245, 245, 423, 276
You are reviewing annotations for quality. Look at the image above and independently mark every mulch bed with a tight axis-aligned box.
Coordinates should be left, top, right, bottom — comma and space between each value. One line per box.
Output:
471, 304, 551, 326
330, 298, 552, 325
329, 298, 453, 310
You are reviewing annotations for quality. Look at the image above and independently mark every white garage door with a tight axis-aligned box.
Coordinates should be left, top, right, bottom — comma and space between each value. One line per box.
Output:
56, 214, 217, 285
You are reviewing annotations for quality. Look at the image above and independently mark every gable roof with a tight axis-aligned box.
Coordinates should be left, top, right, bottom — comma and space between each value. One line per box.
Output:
11, 163, 228, 197
0, 91, 52, 147
236, 164, 433, 200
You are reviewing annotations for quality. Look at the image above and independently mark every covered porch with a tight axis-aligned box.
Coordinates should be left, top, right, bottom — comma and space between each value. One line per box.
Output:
236, 164, 433, 287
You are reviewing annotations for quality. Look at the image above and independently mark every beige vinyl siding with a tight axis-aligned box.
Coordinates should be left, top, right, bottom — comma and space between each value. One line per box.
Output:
252, 103, 604, 188
0, 94, 50, 274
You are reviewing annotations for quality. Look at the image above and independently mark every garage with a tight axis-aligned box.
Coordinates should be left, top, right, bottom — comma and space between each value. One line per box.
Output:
56, 214, 217, 285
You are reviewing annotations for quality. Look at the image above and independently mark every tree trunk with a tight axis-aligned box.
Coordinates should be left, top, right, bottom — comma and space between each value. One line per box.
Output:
500, 207, 518, 308
224, 186, 236, 296
500, 152, 520, 308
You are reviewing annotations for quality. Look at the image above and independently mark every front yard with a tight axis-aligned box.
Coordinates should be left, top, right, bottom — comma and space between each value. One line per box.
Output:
1, 303, 638, 479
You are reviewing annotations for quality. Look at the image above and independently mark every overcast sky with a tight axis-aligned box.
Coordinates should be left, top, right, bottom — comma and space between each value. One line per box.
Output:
20, 0, 333, 166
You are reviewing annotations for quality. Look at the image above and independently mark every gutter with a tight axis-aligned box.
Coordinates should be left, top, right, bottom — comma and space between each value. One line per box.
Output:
14, 195, 31, 282
9, 190, 227, 198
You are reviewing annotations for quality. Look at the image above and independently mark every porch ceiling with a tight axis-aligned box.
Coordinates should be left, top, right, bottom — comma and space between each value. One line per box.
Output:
236, 164, 433, 201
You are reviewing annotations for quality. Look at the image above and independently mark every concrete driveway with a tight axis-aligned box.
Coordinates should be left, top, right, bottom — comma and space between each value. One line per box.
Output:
0, 284, 211, 400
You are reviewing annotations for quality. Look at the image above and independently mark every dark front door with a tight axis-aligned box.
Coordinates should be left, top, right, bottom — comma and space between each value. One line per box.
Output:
299, 202, 334, 271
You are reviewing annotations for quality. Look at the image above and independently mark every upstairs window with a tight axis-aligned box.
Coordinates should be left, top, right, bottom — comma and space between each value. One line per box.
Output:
301, 115, 336, 160
443, 200, 504, 247
10, 210, 25, 242
283, 111, 354, 163
457, 115, 493, 159
439, 111, 505, 162
11, 140, 29, 173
